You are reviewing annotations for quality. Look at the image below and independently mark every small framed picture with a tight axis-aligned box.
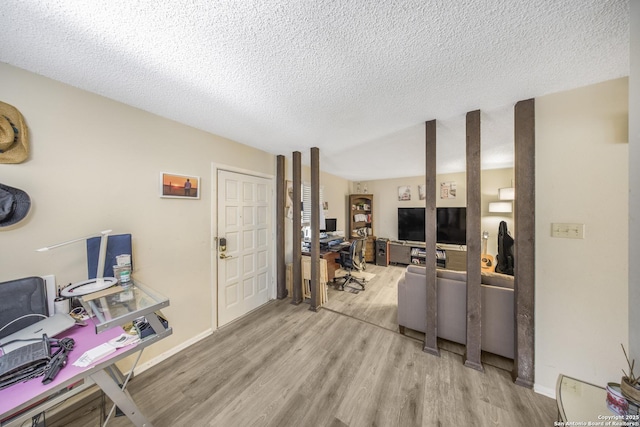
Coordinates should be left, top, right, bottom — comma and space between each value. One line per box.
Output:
398, 185, 411, 201
286, 180, 296, 219
160, 172, 200, 199
440, 181, 456, 199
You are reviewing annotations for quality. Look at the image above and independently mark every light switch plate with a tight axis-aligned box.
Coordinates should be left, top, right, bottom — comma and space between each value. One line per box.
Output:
551, 223, 585, 239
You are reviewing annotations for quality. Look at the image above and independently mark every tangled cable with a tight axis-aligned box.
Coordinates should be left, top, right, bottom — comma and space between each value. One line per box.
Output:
42, 337, 75, 385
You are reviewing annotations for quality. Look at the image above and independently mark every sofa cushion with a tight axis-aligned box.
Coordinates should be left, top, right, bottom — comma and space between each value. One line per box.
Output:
436, 268, 467, 282
404, 264, 514, 289
480, 271, 514, 289
406, 264, 426, 275
397, 264, 515, 359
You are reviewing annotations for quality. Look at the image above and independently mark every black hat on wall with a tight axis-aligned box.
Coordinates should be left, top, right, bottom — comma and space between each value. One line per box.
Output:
0, 183, 31, 227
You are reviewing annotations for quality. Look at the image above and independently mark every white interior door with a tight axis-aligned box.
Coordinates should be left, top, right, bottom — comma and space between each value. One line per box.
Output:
217, 170, 272, 327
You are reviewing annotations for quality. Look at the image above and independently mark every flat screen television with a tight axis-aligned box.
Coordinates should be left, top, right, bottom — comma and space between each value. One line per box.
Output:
322, 218, 337, 232
398, 208, 425, 242
436, 207, 466, 245
397, 207, 467, 245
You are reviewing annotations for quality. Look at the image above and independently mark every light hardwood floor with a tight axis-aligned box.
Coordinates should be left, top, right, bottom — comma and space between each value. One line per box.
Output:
47, 264, 557, 426
324, 263, 405, 332
325, 264, 514, 371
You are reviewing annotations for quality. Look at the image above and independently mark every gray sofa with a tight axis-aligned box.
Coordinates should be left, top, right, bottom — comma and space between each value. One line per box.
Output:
397, 265, 515, 359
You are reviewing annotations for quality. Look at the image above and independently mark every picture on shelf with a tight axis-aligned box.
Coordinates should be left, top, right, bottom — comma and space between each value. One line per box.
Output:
418, 184, 426, 200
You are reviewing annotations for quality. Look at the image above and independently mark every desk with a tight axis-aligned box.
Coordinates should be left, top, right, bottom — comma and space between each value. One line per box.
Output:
303, 250, 343, 282
302, 238, 350, 280
555, 374, 640, 424
0, 282, 171, 427
556, 374, 608, 423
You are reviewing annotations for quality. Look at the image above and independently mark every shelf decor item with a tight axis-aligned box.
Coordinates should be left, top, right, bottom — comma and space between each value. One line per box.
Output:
606, 382, 629, 416
621, 344, 640, 404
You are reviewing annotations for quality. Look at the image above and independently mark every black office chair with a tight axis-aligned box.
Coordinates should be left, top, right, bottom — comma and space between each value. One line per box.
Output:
335, 238, 366, 291
0, 276, 48, 340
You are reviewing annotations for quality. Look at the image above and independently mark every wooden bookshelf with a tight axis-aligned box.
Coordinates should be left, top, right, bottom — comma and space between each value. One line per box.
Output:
349, 194, 375, 263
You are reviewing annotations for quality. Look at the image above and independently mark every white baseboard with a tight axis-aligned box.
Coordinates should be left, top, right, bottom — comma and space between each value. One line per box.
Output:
534, 383, 556, 400
133, 328, 213, 376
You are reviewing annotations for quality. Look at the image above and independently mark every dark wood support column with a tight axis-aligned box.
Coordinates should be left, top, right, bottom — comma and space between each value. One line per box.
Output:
423, 120, 439, 356
309, 147, 320, 312
291, 151, 303, 305
276, 155, 287, 299
513, 99, 535, 388
464, 110, 483, 372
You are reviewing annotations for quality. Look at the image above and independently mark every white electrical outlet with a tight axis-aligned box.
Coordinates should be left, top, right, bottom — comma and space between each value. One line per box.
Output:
41, 274, 57, 316
551, 223, 585, 239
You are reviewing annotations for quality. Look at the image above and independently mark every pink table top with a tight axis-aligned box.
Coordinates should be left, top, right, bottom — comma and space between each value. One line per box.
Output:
0, 324, 129, 420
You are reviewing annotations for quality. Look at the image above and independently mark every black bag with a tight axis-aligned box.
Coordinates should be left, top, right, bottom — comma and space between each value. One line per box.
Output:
0, 339, 49, 390
495, 221, 514, 276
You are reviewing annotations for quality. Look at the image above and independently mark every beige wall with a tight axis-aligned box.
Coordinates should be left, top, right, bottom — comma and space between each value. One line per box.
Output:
356, 79, 629, 397
535, 77, 629, 395
359, 168, 514, 256
629, 0, 639, 367
0, 62, 630, 396
301, 165, 350, 233
284, 163, 350, 263
0, 63, 276, 370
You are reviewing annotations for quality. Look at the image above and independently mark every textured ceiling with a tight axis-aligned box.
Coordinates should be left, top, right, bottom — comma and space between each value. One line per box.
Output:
0, 1, 629, 180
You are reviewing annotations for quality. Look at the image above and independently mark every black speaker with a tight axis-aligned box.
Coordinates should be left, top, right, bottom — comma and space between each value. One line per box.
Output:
376, 238, 389, 266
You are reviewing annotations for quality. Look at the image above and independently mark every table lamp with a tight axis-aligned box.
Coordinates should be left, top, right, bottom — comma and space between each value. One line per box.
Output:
36, 229, 118, 297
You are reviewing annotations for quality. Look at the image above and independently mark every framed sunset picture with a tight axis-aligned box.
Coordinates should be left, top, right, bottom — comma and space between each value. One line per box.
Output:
160, 172, 200, 199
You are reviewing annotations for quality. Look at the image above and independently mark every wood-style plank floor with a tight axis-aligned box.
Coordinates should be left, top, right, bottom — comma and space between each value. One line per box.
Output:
47, 264, 557, 427
324, 263, 405, 332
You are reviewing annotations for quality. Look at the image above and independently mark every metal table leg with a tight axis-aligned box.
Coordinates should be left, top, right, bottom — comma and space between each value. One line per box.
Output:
90, 369, 153, 427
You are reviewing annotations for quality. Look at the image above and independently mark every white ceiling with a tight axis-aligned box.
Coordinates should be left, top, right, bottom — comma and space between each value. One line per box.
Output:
0, 1, 629, 180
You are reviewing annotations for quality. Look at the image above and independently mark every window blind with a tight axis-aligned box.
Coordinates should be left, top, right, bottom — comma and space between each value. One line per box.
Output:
302, 183, 325, 228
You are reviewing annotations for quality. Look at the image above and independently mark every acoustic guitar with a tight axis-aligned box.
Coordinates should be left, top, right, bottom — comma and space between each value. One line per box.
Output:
481, 231, 494, 272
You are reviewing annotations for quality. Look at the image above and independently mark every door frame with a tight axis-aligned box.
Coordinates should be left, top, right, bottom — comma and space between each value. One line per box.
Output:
210, 162, 276, 331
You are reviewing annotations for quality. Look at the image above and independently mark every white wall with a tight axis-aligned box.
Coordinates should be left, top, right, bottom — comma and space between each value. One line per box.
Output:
535, 78, 629, 395
0, 63, 276, 370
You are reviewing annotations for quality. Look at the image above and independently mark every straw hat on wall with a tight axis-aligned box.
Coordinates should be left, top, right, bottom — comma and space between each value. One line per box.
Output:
0, 101, 28, 164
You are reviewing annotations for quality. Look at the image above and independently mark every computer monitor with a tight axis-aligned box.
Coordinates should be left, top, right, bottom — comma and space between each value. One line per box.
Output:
324, 218, 337, 233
